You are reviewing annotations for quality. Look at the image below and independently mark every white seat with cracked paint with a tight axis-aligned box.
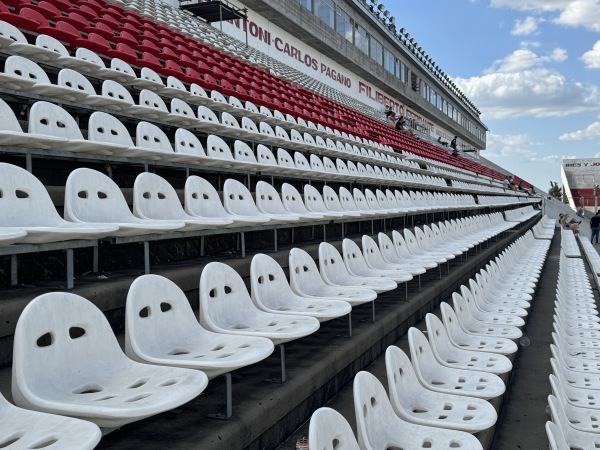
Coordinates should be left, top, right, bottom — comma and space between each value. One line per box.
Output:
353, 371, 483, 450
0, 163, 117, 244
0, 393, 102, 450
385, 345, 497, 433
425, 313, 512, 374
440, 302, 518, 354
250, 253, 351, 322
309, 407, 360, 450
199, 262, 320, 345
319, 242, 397, 293
12, 292, 207, 428
65, 168, 185, 237
408, 328, 505, 400
133, 172, 233, 230
289, 248, 377, 306
125, 274, 274, 379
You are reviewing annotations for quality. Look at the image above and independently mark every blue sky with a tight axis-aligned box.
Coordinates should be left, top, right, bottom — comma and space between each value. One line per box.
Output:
384, 0, 600, 192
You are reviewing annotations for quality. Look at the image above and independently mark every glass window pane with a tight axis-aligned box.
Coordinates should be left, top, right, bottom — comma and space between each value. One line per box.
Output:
335, 7, 353, 42
314, 0, 334, 28
370, 37, 383, 64
355, 24, 368, 54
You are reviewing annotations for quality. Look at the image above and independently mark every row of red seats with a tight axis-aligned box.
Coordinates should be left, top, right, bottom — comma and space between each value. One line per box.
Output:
1, 0, 514, 184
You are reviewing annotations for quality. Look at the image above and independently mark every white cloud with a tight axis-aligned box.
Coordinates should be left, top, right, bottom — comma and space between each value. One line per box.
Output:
456, 67, 599, 119
486, 133, 564, 161
490, 0, 600, 31
560, 118, 600, 140
487, 47, 567, 73
582, 41, 600, 69
512, 16, 545, 35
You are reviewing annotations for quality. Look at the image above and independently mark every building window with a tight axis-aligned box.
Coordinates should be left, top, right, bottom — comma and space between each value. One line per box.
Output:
297, 0, 312, 10
398, 61, 406, 83
314, 0, 334, 28
370, 36, 383, 64
355, 23, 368, 54
383, 48, 395, 75
335, 6, 353, 42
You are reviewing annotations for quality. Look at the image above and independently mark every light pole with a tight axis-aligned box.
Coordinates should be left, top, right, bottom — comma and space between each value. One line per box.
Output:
594, 185, 599, 212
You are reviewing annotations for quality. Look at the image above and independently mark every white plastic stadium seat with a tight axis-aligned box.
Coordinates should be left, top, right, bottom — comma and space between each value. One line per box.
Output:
65, 168, 186, 236
385, 345, 497, 433
199, 262, 320, 345
309, 407, 360, 450
342, 238, 412, 283
250, 253, 351, 321
0, 163, 117, 244
133, 172, 233, 229
353, 371, 483, 450
408, 328, 505, 399
12, 292, 207, 428
125, 274, 274, 379
0, 393, 101, 450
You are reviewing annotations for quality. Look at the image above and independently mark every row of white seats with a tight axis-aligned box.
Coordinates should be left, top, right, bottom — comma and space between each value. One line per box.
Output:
0, 22, 507, 190
0, 21, 399, 158
0, 161, 495, 246
532, 215, 556, 240
503, 205, 540, 223
579, 238, 600, 277
546, 252, 600, 449
309, 230, 550, 448
478, 195, 535, 206
561, 229, 581, 258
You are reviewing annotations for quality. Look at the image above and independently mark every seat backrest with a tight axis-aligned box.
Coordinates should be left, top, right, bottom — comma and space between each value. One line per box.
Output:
274, 126, 289, 141
385, 345, 425, 414
309, 407, 360, 450
339, 187, 359, 212
233, 140, 258, 163
407, 327, 439, 378
352, 188, 372, 212
133, 172, 185, 220
303, 132, 316, 146
88, 111, 135, 146
125, 274, 211, 357
0, 163, 63, 227
206, 134, 233, 160
294, 152, 310, 171
184, 176, 229, 218
289, 247, 328, 293
241, 117, 258, 134
170, 98, 196, 120
210, 89, 227, 104
221, 112, 240, 130
190, 83, 209, 99
64, 168, 136, 223
12, 292, 127, 398
174, 128, 206, 157
0, 21, 28, 46
281, 183, 310, 214
74, 47, 105, 69
197, 106, 220, 124
309, 154, 325, 173
138, 89, 168, 113
277, 148, 296, 169
57, 69, 96, 95
0, 98, 24, 133
353, 370, 399, 450
110, 57, 137, 79
256, 181, 288, 215
139, 67, 164, 87
199, 261, 260, 330
304, 185, 331, 213
256, 144, 277, 167
290, 129, 303, 145
5, 56, 50, 85
250, 253, 298, 309
136, 122, 174, 153
342, 238, 369, 272
35, 34, 69, 58
223, 178, 261, 216
336, 159, 349, 175
259, 121, 276, 138
323, 186, 344, 213
346, 161, 359, 177
28, 101, 83, 139
101, 79, 135, 105
166, 75, 187, 95
319, 241, 349, 280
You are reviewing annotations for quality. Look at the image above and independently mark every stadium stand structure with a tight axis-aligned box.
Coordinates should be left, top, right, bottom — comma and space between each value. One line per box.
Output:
0, 0, 574, 449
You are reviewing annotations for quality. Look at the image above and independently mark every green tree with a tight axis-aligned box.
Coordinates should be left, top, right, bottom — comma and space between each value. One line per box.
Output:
548, 181, 564, 202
